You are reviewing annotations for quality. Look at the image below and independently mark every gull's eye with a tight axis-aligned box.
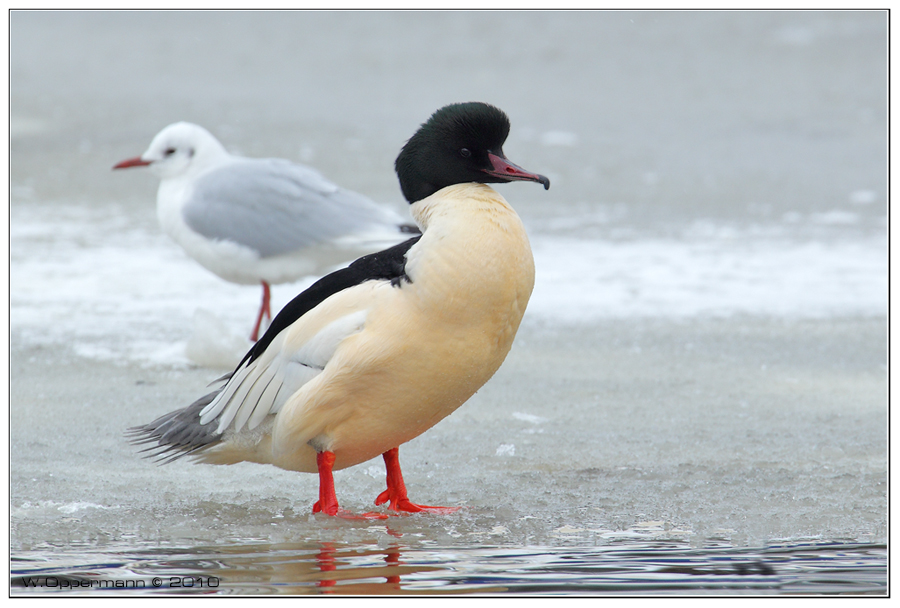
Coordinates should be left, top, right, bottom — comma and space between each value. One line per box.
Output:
459, 148, 471, 159
164, 147, 176, 156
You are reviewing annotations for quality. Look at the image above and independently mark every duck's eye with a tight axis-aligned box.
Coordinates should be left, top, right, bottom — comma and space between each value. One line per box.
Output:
459, 148, 471, 159
164, 147, 176, 156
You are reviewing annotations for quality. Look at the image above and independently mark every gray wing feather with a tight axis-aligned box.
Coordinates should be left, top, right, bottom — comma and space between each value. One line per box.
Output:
182, 158, 403, 258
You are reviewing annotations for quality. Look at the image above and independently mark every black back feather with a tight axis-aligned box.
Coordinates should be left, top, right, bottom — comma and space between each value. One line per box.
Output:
242, 235, 421, 367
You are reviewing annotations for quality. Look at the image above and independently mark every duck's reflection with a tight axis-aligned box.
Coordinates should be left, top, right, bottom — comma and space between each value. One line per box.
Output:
183, 535, 469, 594
314, 543, 337, 589
313, 542, 404, 592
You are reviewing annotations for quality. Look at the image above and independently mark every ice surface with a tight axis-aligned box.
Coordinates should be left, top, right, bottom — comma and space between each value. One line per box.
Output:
185, 309, 255, 370
10, 317, 887, 553
529, 231, 885, 323
10, 203, 886, 369
849, 189, 878, 205
10, 200, 887, 551
540, 131, 579, 147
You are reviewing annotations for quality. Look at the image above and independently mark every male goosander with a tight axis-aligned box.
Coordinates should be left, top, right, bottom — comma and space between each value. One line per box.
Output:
113, 122, 417, 341
128, 103, 550, 517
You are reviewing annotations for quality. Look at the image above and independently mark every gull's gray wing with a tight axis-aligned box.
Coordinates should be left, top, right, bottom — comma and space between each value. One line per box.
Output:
182, 158, 406, 258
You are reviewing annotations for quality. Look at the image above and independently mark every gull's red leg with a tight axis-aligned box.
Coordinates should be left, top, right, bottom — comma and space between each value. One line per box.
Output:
312, 451, 388, 520
262, 281, 272, 321
250, 281, 272, 342
374, 447, 460, 514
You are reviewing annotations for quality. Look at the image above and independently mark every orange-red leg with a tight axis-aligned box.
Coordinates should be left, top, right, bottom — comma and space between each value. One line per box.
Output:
250, 281, 272, 342
313, 451, 340, 515
374, 447, 460, 514
312, 451, 388, 519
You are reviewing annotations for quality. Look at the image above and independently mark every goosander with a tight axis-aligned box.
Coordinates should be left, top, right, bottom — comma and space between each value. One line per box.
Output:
128, 102, 549, 517
113, 122, 417, 341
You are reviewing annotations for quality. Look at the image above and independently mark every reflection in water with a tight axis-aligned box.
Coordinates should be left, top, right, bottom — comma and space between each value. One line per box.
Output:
315, 545, 405, 591
199, 538, 503, 595
11, 539, 886, 595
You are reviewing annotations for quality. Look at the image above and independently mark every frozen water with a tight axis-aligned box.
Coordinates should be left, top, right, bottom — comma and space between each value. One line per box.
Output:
540, 130, 580, 147
184, 309, 254, 370
10, 197, 887, 552
529, 231, 885, 322
10, 202, 886, 368
849, 189, 878, 205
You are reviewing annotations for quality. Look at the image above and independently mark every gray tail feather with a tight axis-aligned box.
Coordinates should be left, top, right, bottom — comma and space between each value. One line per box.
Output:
126, 387, 225, 464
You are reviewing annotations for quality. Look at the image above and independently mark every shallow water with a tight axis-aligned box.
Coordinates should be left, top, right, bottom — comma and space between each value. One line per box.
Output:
9, 10, 887, 595
10, 539, 888, 595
